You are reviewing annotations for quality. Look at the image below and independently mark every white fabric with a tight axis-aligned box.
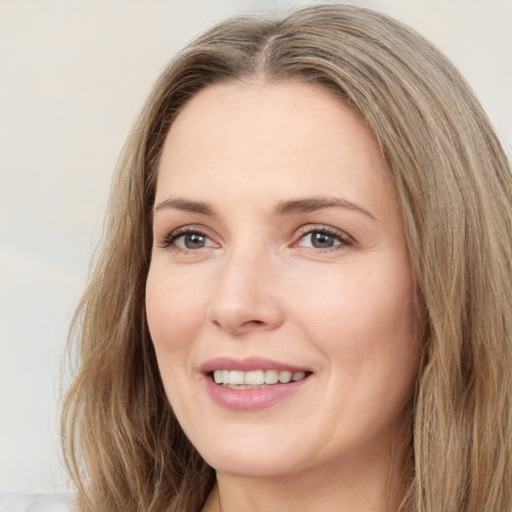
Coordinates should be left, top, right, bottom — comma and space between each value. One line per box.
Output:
0, 490, 76, 512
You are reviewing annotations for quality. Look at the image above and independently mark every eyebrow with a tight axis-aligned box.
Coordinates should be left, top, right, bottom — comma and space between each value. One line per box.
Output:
154, 195, 376, 220
273, 197, 376, 220
154, 198, 216, 216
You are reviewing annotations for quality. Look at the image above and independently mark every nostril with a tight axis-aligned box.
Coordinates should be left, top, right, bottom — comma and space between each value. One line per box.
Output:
243, 319, 265, 327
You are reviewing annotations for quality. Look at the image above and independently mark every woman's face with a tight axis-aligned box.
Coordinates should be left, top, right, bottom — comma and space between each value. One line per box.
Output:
146, 81, 419, 480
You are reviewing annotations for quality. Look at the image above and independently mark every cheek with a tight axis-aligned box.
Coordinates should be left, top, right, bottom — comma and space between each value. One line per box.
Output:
294, 261, 415, 336
291, 260, 418, 386
305, 269, 418, 436
145, 265, 211, 404
145, 268, 207, 414
146, 265, 206, 351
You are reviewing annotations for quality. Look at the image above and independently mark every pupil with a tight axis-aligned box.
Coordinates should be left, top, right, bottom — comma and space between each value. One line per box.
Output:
312, 232, 334, 248
185, 233, 205, 249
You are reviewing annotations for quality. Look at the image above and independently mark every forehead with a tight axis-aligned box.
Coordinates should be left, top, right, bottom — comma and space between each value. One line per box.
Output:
156, 80, 395, 214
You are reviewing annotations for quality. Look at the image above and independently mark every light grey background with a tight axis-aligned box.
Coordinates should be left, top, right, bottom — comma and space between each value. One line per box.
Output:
1, 0, 511, 494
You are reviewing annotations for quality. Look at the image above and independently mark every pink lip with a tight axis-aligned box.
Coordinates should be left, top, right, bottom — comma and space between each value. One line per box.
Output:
199, 356, 309, 374
199, 357, 312, 411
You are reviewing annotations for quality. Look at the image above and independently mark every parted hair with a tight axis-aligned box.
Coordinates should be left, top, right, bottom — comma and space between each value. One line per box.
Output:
61, 4, 512, 511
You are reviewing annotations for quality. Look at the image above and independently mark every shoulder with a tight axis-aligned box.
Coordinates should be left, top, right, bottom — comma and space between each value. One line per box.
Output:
0, 489, 76, 512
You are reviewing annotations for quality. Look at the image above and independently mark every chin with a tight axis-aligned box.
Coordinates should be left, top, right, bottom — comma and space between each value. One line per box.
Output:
191, 431, 311, 479
202, 451, 300, 480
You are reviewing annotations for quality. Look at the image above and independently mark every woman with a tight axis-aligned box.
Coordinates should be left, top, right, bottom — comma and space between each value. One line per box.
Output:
61, 4, 512, 512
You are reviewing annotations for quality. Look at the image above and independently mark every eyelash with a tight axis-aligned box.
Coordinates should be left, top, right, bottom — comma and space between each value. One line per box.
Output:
159, 226, 214, 250
294, 225, 354, 252
158, 225, 354, 253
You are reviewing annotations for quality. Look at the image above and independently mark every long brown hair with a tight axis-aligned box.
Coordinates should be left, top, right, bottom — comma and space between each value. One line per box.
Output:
62, 4, 512, 511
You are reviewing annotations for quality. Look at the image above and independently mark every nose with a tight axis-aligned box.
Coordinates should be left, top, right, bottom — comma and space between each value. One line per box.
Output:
206, 249, 284, 336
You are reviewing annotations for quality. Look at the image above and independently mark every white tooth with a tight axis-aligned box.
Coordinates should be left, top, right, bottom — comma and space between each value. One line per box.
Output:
278, 371, 292, 384
264, 369, 279, 384
245, 370, 265, 385
229, 370, 245, 385
291, 371, 306, 381
222, 370, 230, 383
213, 370, 223, 383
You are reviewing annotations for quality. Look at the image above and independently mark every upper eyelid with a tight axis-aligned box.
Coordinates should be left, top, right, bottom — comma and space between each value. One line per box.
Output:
159, 224, 212, 237
294, 224, 354, 241
292, 227, 355, 254
158, 225, 215, 247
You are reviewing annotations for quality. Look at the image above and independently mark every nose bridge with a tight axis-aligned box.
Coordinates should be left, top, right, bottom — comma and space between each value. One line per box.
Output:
207, 237, 283, 334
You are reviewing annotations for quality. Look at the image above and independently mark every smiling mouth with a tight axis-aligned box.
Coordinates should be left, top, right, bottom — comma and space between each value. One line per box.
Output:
211, 369, 311, 389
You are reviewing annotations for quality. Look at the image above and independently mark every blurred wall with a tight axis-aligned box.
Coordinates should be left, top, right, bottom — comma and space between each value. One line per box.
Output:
1, 0, 510, 493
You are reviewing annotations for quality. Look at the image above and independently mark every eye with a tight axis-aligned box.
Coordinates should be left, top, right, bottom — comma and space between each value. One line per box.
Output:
295, 227, 353, 251
176, 232, 209, 249
160, 227, 218, 251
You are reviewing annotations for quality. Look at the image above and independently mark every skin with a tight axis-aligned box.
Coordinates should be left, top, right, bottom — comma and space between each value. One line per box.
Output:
146, 80, 420, 512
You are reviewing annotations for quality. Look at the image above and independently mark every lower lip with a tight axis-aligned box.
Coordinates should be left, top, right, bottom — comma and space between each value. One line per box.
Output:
203, 374, 310, 411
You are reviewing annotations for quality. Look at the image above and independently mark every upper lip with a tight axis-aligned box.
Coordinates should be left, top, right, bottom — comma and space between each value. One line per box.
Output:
199, 357, 311, 374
